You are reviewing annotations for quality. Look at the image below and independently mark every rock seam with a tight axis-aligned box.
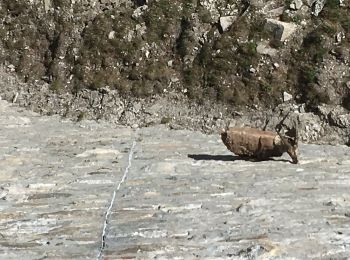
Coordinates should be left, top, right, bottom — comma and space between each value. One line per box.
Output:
97, 139, 137, 259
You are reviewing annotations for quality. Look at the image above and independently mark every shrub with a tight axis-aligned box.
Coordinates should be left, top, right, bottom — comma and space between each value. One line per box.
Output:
49, 79, 64, 92
343, 91, 350, 110
198, 6, 212, 23
77, 111, 86, 122
320, 0, 341, 21
341, 17, 350, 33
302, 66, 318, 85
302, 31, 327, 63
305, 84, 330, 105
176, 18, 194, 58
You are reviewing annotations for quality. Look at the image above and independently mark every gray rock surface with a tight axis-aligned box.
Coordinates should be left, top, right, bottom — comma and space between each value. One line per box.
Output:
1, 100, 350, 259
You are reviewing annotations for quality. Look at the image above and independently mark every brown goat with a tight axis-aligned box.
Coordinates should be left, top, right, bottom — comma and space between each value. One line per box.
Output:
221, 127, 298, 163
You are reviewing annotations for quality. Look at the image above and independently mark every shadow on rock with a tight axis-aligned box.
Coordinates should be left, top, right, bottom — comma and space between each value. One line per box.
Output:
188, 154, 240, 161
187, 154, 291, 163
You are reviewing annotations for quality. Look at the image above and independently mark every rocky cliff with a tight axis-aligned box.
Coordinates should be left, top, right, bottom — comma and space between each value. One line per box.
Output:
1, 0, 350, 106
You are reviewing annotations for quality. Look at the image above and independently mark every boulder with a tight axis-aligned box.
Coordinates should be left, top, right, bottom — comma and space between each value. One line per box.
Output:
265, 19, 298, 41
257, 42, 277, 57
108, 31, 115, 40
44, 0, 52, 11
219, 16, 236, 32
306, 0, 327, 16
283, 91, 293, 102
290, 0, 303, 10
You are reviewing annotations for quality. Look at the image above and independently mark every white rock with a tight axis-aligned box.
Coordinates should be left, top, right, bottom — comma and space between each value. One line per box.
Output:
108, 31, 115, 40
43, 0, 51, 11
283, 91, 293, 102
7, 64, 15, 72
219, 16, 236, 32
265, 19, 298, 41
76, 148, 120, 158
249, 68, 256, 74
27, 183, 57, 189
335, 32, 344, 43
273, 62, 279, 68
290, 0, 303, 10
132, 5, 148, 18
312, 0, 326, 16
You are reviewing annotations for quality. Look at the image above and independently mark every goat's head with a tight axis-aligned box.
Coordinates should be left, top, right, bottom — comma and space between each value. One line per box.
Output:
279, 127, 298, 164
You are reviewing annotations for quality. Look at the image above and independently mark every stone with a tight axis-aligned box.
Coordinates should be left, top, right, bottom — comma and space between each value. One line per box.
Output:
289, 0, 303, 10
7, 64, 15, 72
265, 19, 298, 41
283, 91, 293, 102
219, 16, 236, 32
257, 42, 277, 57
108, 31, 115, 40
328, 109, 350, 128
249, 67, 256, 74
132, 5, 148, 19
43, 0, 51, 11
335, 32, 344, 43
312, 0, 326, 16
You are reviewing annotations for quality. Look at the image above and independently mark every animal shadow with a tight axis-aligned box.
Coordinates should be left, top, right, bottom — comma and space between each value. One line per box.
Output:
187, 154, 291, 163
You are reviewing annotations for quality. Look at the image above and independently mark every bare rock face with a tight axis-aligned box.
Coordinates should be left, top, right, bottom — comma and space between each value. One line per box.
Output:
1, 99, 350, 259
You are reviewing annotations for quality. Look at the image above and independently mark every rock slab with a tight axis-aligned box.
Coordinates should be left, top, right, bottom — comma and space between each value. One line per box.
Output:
0, 100, 350, 259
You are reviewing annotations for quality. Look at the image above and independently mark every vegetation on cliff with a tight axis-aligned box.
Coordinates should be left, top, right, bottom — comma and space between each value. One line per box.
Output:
0, 0, 349, 110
